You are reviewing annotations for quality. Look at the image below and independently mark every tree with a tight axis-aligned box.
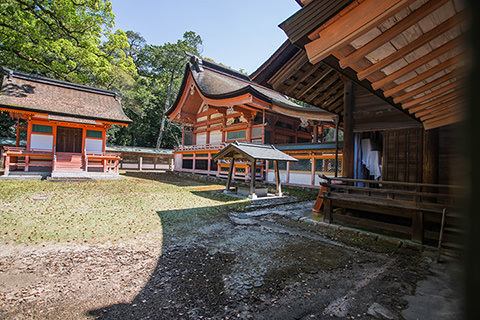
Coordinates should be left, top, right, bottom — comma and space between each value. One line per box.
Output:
0, 0, 136, 86
138, 31, 202, 149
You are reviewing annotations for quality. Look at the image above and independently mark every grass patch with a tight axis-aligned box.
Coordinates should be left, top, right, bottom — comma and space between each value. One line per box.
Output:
0, 172, 247, 245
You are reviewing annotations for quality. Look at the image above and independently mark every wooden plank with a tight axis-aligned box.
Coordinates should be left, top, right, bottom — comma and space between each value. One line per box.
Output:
343, 80, 355, 178
333, 213, 412, 235
408, 89, 461, 113
305, 0, 415, 64
339, 0, 452, 69
402, 80, 463, 109
372, 37, 463, 90
285, 62, 322, 96
411, 211, 424, 243
357, 10, 464, 80
420, 103, 462, 121
413, 97, 463, 117
296, 67, 333, 98
423, 111, 463, 130
394, 70, 461, 104
383, 56, 462, 96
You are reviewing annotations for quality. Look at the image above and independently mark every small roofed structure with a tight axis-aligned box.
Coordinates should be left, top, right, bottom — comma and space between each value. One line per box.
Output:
213, 142, 298, 199
0, 68, 131, 178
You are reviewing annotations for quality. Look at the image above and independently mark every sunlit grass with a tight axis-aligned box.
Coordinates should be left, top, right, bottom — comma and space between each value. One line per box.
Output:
0, 172, 246, 244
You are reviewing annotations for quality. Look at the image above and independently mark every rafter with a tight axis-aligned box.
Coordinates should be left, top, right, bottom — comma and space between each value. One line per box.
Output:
284, 62, 322, 96
408, 89, 460, 113
296, 67, 333, 98
339, 0, 452, 69
305, 0, 416, 64
420, 103, 461, 121
393, 69, 461, 104
371, 37, 463, 90
383, 55, 462, 97
413, 97, 463, 118
357, 11, 465, 80
402, 81, 462, 109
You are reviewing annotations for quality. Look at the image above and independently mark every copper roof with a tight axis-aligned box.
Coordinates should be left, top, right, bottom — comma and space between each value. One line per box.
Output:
0, 68, 131, 124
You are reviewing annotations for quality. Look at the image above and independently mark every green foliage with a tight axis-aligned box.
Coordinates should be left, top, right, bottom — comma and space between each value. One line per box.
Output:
0, 0, 136, 86
107, 31, 203, 149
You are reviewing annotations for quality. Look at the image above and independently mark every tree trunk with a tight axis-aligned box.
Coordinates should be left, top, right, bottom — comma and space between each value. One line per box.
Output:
156, 70, 175, 149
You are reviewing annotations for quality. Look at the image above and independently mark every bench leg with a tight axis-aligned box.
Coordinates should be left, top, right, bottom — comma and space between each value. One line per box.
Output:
411, 211, 424, 244
323, 198, 333, 223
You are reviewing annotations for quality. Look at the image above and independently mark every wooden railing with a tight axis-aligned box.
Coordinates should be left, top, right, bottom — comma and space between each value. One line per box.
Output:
2, 146, 121, 175
85, 152, 121, 173
2, 147, 53, 175
319, 175, 461, 244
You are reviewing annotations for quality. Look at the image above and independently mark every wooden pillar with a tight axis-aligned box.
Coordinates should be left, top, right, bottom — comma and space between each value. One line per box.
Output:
15, 119, 20, 147
154, 157, 157, 170
334, 117, 340, 177
274, 160, 282, 196
226, 158, 235, 192
311, 155, 315, 186
169, 158, 174, 171
343, 80, 355, 178
423, 128, 439, 185
286, 161, 290, 183
207, 153, 211, 174
313, 123, 318, 143
412, 211, 424, 244
250, 160, 256, 199
138, 156, 143, 171
26, 120, 32, 151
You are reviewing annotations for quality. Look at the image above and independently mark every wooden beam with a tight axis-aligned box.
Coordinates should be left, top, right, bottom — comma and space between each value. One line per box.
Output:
423, 109, 463, 126
372, 37, 463, 90
414, 97, 463, 117
296, 67, 333, 98
305, 74, 339, 102
393, 69, 461, 104
250, 160, 256, 199
343, 80, 355, 178
226, 158, 235, 192
408, 89, 461, 113
312, 80, 344, 105
402, 80, 463, 109
274, 160, 282, 196
269, 51, 309, 89
305, 0, 415, 65
383, 55, 462, 97
423, 112, 463, 130
284, 62, 322, 96
420, 103, 462, 121
357, 10, 465, 80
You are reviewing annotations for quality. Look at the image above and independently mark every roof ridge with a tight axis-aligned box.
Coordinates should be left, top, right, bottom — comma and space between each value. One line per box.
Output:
2, 67, 118, 97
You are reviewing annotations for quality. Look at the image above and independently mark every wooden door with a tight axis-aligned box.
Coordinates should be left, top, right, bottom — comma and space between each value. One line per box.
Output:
56, 126, 82, 153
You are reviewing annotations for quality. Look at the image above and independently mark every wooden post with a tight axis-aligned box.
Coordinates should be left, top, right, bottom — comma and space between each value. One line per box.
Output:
15, 119, 20, 147
169, 158, 174, 171
412, 210, 424, 244
4, 153, 10, 176
250, 160, 257, 199
274, 160, 282, 196
313, 123, 318, 143
323, 177, 333, 223
423, 128, 439, 198
286, 161, 290, 183
226, 158, 235, 192
311, 155, 316, 186
154, 157, 157, 170
138, 156, 143, 171
343, 80, 355, 178
334, 117, 340, 177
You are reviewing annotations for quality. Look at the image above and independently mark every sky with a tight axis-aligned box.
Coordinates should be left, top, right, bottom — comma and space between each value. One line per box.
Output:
110, 0, 301, 75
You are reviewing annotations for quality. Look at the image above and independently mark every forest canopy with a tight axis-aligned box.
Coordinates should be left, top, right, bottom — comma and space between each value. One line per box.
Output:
0, 0, 202, 149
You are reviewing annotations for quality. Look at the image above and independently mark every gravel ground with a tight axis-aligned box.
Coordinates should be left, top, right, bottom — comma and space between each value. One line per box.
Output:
0, 201, 454, 320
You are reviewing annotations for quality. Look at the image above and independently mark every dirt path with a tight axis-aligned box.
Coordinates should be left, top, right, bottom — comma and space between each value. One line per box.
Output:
0, 202, 437, 319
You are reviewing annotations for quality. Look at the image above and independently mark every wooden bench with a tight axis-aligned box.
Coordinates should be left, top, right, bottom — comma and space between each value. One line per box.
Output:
318, 175, 461, 244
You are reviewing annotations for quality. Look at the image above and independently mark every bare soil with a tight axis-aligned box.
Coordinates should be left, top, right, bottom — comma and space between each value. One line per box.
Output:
0, 203, 435, 320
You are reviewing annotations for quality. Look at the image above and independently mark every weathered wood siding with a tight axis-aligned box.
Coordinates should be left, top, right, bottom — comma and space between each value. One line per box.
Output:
382, 128, 423, 183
